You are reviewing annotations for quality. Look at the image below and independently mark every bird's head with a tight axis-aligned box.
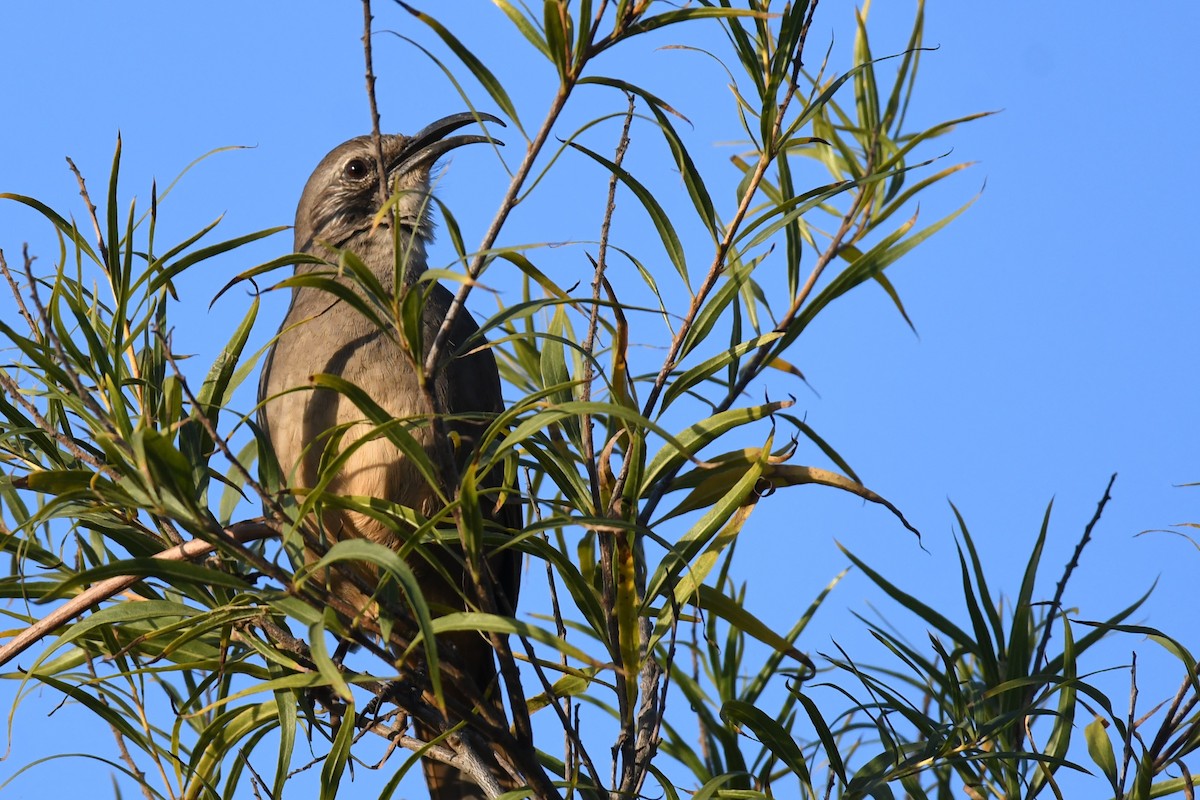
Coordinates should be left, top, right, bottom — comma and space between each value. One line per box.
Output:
294, 112, 504, 256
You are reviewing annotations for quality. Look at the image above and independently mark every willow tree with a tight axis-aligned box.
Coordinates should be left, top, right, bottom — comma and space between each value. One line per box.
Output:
3, 2, 1195, 799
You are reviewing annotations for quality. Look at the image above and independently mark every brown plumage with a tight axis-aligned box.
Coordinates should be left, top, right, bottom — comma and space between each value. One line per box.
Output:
258, 114, 519, 800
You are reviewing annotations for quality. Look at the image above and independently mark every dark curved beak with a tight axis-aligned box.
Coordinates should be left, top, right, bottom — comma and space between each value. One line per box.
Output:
389, 111, 506, 175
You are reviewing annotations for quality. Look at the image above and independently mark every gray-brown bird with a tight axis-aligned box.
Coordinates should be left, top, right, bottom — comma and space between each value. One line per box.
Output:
258, 113, 519, 800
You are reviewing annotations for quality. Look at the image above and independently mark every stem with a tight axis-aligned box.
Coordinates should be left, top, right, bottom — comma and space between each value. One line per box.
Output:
362, 0, 389, 209
1032, 472, 1117, 673
423, 83, 573, 377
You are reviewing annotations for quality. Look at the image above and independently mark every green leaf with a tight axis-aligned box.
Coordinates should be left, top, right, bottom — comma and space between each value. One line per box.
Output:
661, 332, 782, 411
640, 400, 793, 495
148, 226, 289, 295
567, 140, 690, 290
1085, 716, 1119, 793
490, 0, 551, 60
720, 699, 812, 788
396, 2, 524, 134
645, 442, 768, 604
320, 696, 356, 800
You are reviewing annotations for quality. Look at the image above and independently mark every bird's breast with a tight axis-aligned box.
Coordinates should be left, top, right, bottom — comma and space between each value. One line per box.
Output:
262, 313, 441, 536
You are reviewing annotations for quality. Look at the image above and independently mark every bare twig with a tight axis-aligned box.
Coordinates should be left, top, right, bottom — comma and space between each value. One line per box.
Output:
631, 6, 821, 524
0, 520, 276, 669
579, 92, 635, 514
1032, 472, 1117, 672
0, 248, 39, 337
362, 0, 389, 209
512, 633, 605, 795
85, 654, 157, 800
20, 246, 115, 435
66, 154, 109, 265
0, 368, 109, 472
423, 83, 571, 377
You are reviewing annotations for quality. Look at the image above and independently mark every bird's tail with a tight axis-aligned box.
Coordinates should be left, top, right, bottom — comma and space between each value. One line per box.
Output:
419, 640, 509, 800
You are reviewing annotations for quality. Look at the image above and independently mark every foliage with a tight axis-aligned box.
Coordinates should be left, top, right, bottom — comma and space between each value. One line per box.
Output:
0, 1, 1195, 799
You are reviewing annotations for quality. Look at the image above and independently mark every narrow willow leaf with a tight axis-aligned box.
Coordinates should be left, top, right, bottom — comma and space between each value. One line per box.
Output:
320, 695, 356, 800
307, 373, 442, 493
760, 464, 919, 536
267, 272, 391, 335
640, 400, 792, 494
874, 160, 976, 230
1009, 500, 1053, 685
696, 584, 806, 662
615, 8, 768, 46
541, 305, 575, 408
720, 699, 812, 788
543, 0, 569, 78
0, 193, 101, 263
616, 533, 640, 710
690, 772, 741, 800
852, 8, 880, 140
424, 612, 600, 666
148, 227, 289, 296
490, 0, 551, 60
882, 0, 925, 133
458, 459, 483, 567
840, 544, 975, 647
32, 673, 148, 749
495, 249, 573, 300
186, 702, 280, 800
396, 2, 523, 134
526, 672, 593, 713
48, 559, 248, 603
498, 400, 688, 466
661, 333, 782, 412
580, 76, 719, 241
646, 444, 767, 603
309, 538, 440, 698
309, 611, 354, 703
955, 539, 998, 682
793, 189, 978, 337
1028, 617, 1076, 798
1085, 716, 1119, 792
567, 140, 690, 290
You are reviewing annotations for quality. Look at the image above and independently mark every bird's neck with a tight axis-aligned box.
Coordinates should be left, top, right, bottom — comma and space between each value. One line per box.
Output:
289, 230, 430, 317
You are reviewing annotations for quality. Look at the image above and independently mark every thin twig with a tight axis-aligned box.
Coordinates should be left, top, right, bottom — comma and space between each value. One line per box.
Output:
0, 248, 39, 337
0, 369, 109, 472
1032, 472, 1117, 672
362, 0, 390, 209
512, 633, 606, 795
20, 246, 115, 434
423, 84, 572, 377
530, 464, 583, 787
579, 92, 635, 514
66, 155, 109, 265
630, 7, 819, 523
85, 655, 157, 800
0, 520, 275, 669
1119, 651, 1139, 793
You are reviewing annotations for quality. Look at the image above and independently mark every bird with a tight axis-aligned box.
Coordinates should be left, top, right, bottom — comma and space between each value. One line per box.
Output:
258, 112, 520, 800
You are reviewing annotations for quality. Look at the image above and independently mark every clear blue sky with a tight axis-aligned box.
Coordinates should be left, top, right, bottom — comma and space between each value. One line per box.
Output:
0, 2, 1197, 797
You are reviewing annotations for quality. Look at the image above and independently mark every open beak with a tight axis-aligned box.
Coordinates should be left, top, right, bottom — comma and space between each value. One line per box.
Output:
388, 111, 505, 176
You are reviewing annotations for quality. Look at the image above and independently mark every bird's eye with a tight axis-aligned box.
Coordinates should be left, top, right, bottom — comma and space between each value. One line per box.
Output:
343, 158, 370, 179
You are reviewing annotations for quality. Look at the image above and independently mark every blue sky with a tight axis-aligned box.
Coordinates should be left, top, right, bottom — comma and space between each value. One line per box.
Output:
1, 2, 1197, 797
